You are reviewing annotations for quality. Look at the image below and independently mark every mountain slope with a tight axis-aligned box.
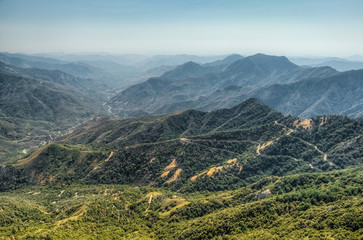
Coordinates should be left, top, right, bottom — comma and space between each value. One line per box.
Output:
154, 68, 363, 118
0, 63, 107, 163
4, 99, 362, 191
0, 61, 105, 95
0, 73, 102, 123
109, 54, 337, 117
0, 99, 362, 239
160, 61, 222, 79
58, 98, 283, 147
252, 69, 363, 117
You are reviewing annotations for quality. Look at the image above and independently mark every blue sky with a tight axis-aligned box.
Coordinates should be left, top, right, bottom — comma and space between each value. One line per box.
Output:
0, 0, 362, 56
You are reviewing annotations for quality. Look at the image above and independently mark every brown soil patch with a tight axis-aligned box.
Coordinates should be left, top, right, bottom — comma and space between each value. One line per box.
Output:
294, 119, 314, 130
164, 159, 177, 171
166, 168, 182, 183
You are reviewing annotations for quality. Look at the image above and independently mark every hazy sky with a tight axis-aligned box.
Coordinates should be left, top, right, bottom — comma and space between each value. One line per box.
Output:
1, 0, 362, 57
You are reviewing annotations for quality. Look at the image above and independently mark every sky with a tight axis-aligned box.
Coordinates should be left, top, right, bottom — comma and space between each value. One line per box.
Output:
0, 0, 363, 57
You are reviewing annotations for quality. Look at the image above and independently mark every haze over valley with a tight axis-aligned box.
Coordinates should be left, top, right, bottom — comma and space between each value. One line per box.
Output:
0, 0, 362, 239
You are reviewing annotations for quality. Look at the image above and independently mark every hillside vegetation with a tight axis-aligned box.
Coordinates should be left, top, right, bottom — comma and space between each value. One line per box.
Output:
0, 99, 362, 239
1, 52, 363, 239
2, 99, 362, 193
0, 65, 107, 163
0, 167, 362, 239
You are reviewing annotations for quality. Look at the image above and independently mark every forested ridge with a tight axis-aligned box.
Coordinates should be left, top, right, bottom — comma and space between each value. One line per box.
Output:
0, 168, 362, 239
0, 99, 362, 239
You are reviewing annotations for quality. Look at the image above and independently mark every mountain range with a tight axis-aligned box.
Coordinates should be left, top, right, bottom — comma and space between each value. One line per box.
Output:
0, 53, 145, 89
251, 69, 363, 118
2, 52, 363, 163
0, 51, 363, 239
2, 98, 361, 191
0, 52, 228, 89
0, 61, 108, 162
0, 52, 236, 162
1, 98, 362, 239
109, 53, 344, 117
159, 69, 363, 118
290, 56, 363, 71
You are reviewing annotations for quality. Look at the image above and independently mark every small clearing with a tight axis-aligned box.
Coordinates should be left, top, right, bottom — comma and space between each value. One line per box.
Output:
58, 190, 65, 198
294, 119, 314, 130
191, 158, 241, 181
320, 116, 328, 126
105, 151, 114, 162
227, 158, 237, 164
166, 169, 182, 183
161, 171, 170, 178
164, 159, 177, 171
180, 138, 192, 143
161, 159, 178, 178
256, 141, 274, 155
190, 171, 207, 181
207, 167, 219, 176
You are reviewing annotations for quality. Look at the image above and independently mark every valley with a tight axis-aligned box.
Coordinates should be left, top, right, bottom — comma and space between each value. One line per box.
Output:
0, 52, 362, 239
2, 1, 363, 239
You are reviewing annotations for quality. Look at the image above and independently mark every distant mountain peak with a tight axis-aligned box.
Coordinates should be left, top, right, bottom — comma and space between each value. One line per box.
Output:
230, 97, 269, 111
225, 53, 298, 74
182, 61, 202, 68
248, 53, 294, 64
161, 61, 205, 79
